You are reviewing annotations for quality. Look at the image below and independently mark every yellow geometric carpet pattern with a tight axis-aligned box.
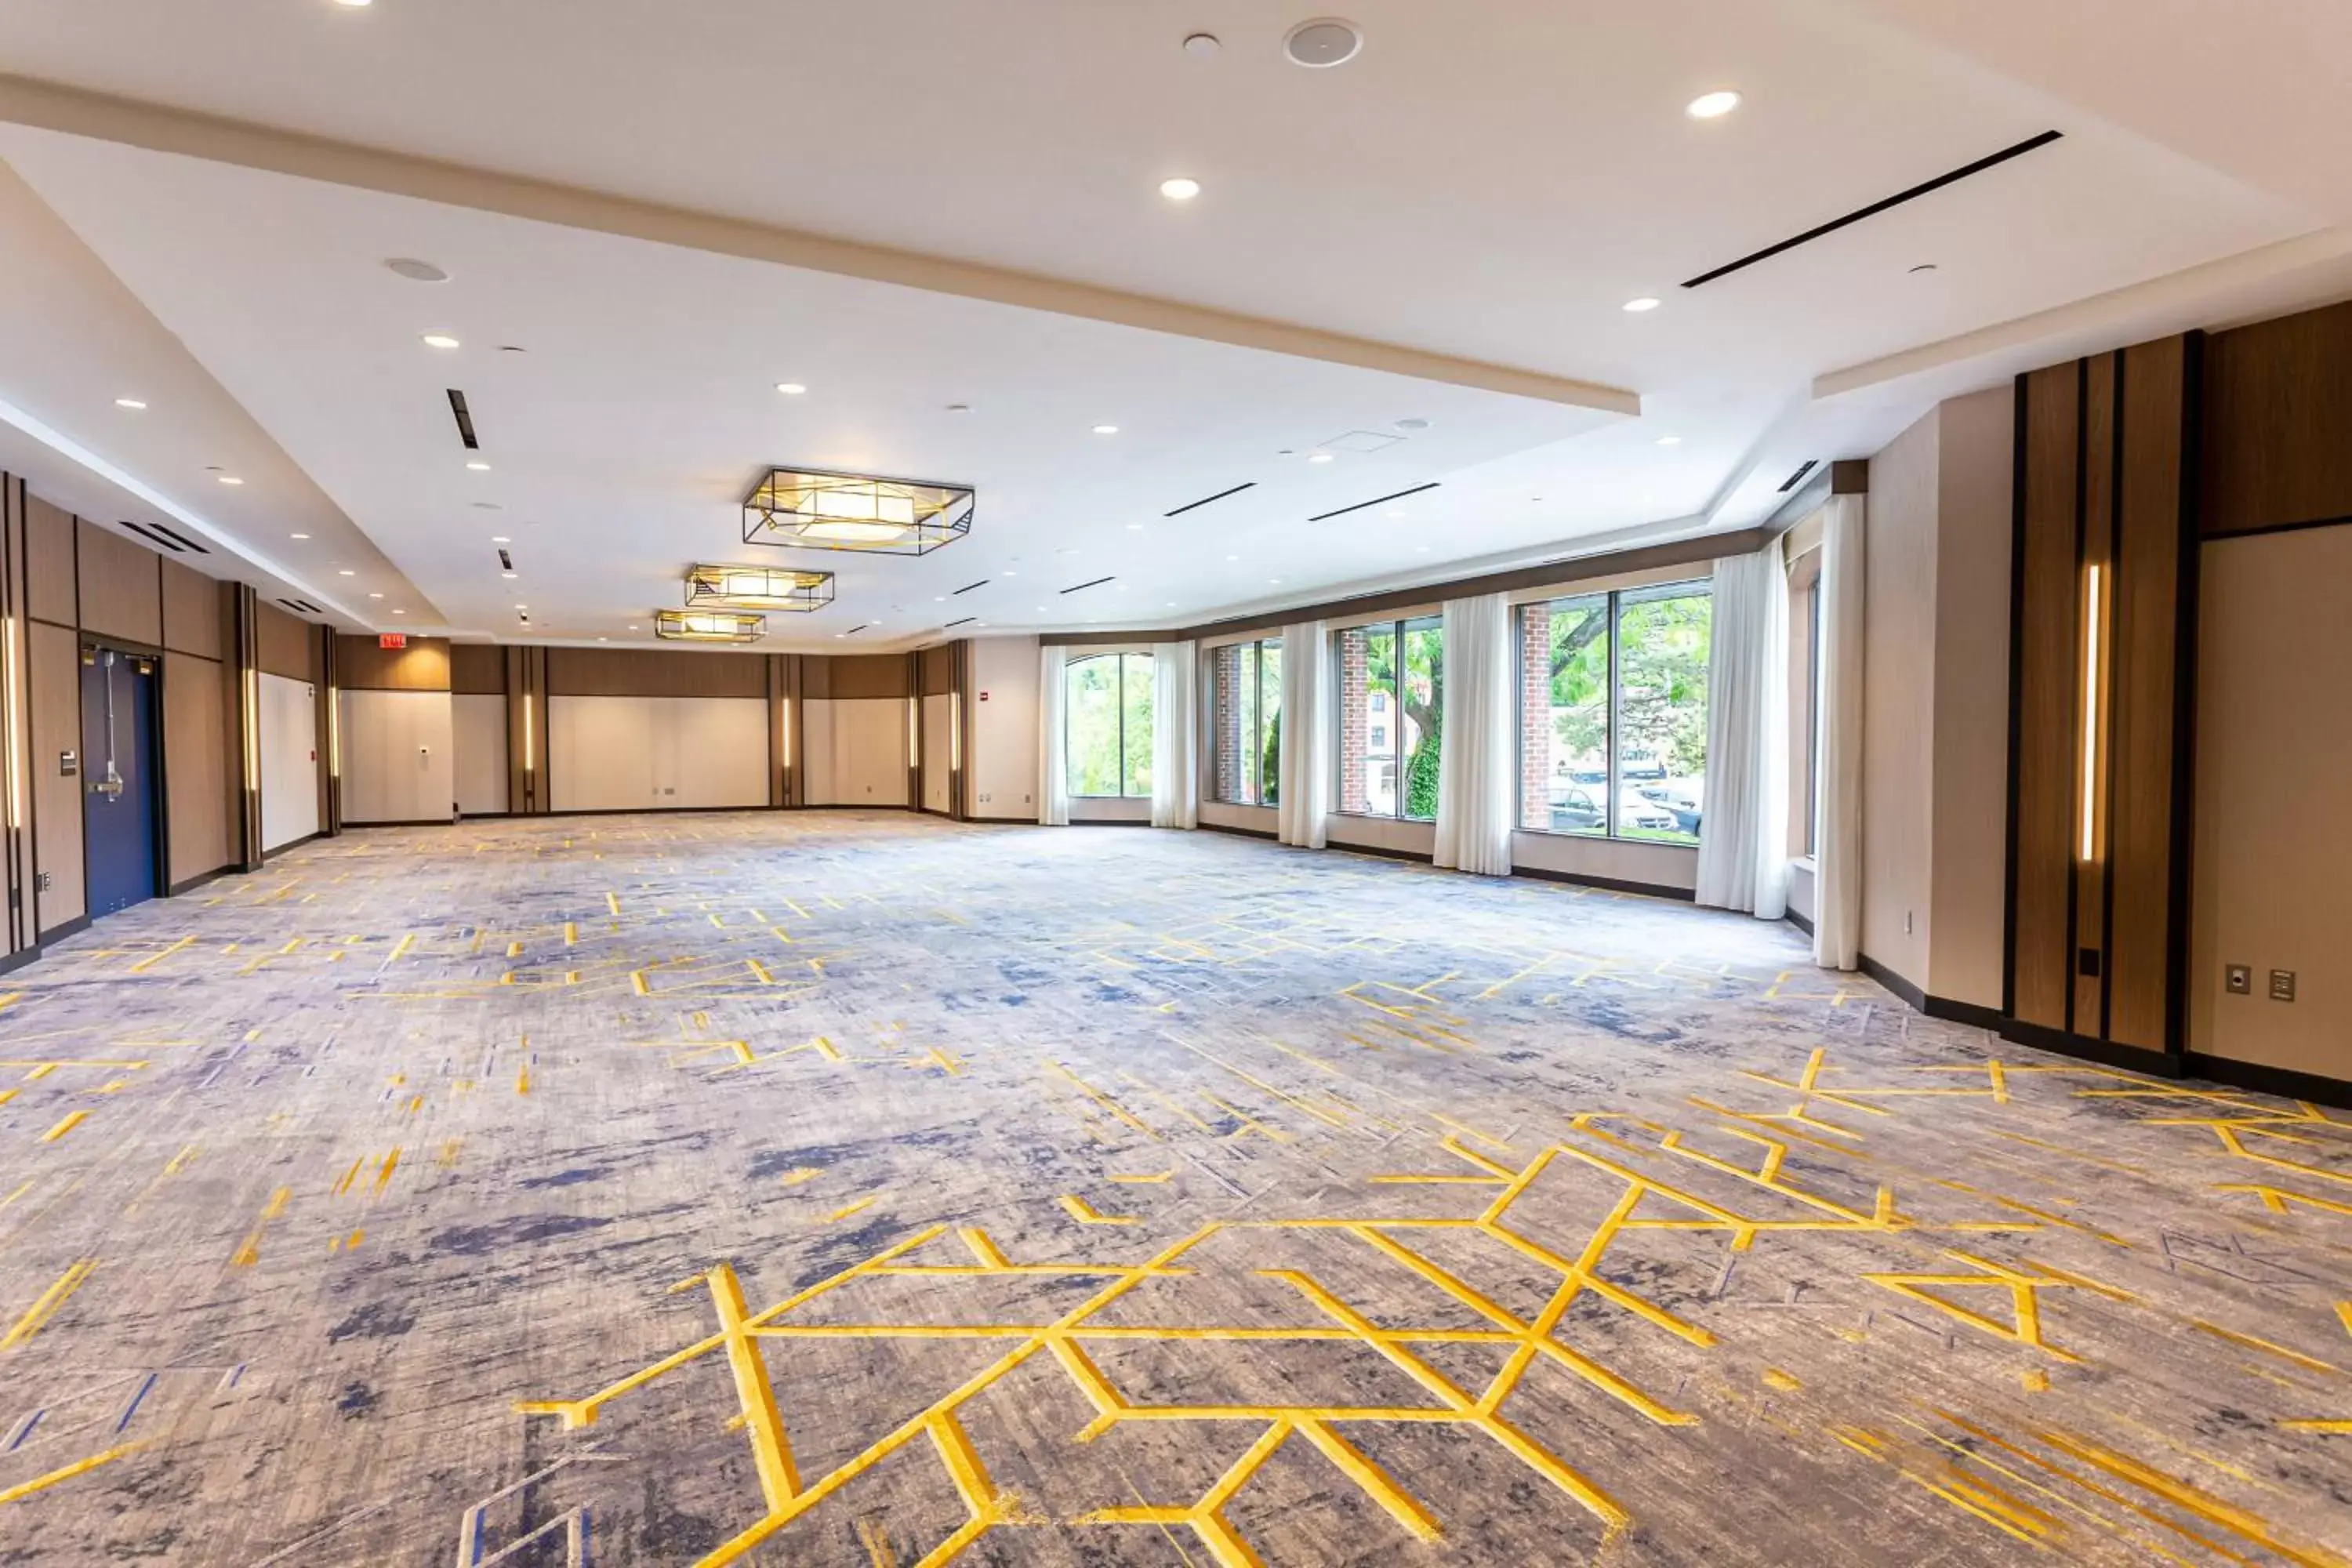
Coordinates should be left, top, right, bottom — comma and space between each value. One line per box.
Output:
0, 811, 2346, 1565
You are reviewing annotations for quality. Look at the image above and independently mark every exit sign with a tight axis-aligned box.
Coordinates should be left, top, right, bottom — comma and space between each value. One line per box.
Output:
379, 633, 407, 650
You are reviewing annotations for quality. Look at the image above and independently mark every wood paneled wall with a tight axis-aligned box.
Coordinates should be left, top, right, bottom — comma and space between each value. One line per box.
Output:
2201, 299, 2352, 539
546, 647, 764, 698
2005, 335, 2200, 1061
255, 602, 314, 681
336, 634, 452, 691
804, 652, 911, 701
450, 643, 505, 695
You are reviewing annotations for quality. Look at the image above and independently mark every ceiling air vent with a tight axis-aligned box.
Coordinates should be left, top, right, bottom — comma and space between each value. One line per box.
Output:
1163, 481, 1255, 517
497, 548, 514, 572
1060, 576, 1115, 595
952, 579, 989, 596
943, 616, 976, 630
1308, 481, 1439, 523
447, 389, 480, 450
1777, 459, 1820, 494
1682, 130, 2062, 289
117, 519, 205, 554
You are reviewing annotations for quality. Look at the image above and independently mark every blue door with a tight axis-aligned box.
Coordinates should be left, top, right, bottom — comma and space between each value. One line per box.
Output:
82, 647, 161, 919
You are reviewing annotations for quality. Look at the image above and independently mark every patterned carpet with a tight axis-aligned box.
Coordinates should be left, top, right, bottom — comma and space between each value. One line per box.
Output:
0, 811, 2347, 1567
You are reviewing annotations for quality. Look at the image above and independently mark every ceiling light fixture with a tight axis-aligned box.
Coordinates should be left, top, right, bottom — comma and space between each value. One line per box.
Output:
369, 592, 383, 599
775, 382, 808, 395
1686, 89, 1742, 119
290, 532, 310, 540
502, 571, 517, 579
217, 475, 245, 485
1308, 453, 1334, 463
339, 569, 356, 577
1623, 296, 1661, 313
114, 397, 147, 410
684, 563, 836, 613
466, 460, 491, 471
1283, 17, 1363, 67
492, 535, 510, 543
422, 333, 460, 349
1160, 177, 1202, 201
1092, 424, 1120, 435
1656, 435, 1682, 446
392, 609, 405, 615
1183, 31, 1221, 56
334, 0, 373, 9
743, 466, 974, 556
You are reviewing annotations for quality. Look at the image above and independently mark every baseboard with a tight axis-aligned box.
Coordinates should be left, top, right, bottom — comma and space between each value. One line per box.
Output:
1512, 863, 1697, 902
168, 866, 234, 898
1328, 840, 1436, 866
0, 942, 43, 975
966, 814, 1040, 826
1857, 952, 1927, 1012
261, 830, 327, 862
1202, 822, 1279, 843
1922, 993, 2009, 1034
1784, 908, 1814, 937
2182, 1051, 2352, 1110
1068, 818, 1152, 828
343, 817, 456, 829
1998, 1015, 2181, 1076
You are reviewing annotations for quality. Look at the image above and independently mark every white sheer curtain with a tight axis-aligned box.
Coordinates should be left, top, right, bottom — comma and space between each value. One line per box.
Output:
1433, 593, 1514, 877
1695, 540, 1789, 917
1037, 644, 1070, 826
1275, 619, 1330, 848
1815, 494, 1866, 968
1150, 641, 1198, 829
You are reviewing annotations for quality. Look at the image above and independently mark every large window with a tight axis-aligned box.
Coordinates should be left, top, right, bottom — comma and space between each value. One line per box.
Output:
1337, 616, 1443, 821
1067, 652, 1153, 798
1212, 639, 1283, 806
1517, 582, 1711, 844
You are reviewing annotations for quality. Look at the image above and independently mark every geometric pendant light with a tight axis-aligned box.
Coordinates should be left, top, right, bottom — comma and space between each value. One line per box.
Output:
742, 465, 974, 556
684, 563, 836, 613
654, 608, 767, 644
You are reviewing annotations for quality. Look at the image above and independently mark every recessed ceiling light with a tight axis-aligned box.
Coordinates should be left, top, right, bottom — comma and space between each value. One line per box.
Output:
217, 475, 245, 485
629, 624, 640, 630
514, 603, 527, 610
1623, 296, 1661, 314
289, 532, 310, 540
776, 382, 807, 395
1226, 554, 1240, 562
334, 0, 373, 9
1160, 176, 1202, 201
1284, 17, 1364, 68
1002, 569, 1017, 577
1092, 424, 1119, 435
114, 397, 147, 410
466, 460, 491, 471
935, 595, 946, 602
492, 535, 510, 543
1269, 578, 1283, 585
384, 257, 445, 281
1183, 31, 1221, 56
1686, 89, 1742, 120
1656, 435, 1682, 446
369, 592, 383, 599
502, 571, 517, 579
339, 569, 356, 577
422, 333, 460, 349
1126, 523, 1145, 531
1416, 546, 1431, 553
1385, 510, 1403, 519
1307, 453, 1334, 463
392, 608, 405, 615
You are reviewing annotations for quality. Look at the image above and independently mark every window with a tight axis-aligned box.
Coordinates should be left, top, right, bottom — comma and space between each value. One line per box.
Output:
1516, 582, 1711, 844
1067, 652, 1153, 798
1211, 638, 1283, 806
1786, 546, 1824, 858
1337, 615, 1442, 821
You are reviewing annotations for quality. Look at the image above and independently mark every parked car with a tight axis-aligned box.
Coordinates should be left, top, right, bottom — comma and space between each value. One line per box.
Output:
1547, 786, 1680, 835
1639, 777, 1704, 834
1621, 748, 1668, 781
1619, 789, 1680, 833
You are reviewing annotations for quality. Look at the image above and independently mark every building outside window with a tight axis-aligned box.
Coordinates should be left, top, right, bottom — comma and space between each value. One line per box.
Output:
1337, 616, 1443, 821
1210, 638, 1283, 806
1066, 651, 1154, 798
1515, 582, 1711, 844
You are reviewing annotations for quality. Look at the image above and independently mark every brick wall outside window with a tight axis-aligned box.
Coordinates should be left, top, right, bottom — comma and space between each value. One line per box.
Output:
1338, 629, 1369, 815
1213, 644, 1244, 803
1519, 604, 1554, 830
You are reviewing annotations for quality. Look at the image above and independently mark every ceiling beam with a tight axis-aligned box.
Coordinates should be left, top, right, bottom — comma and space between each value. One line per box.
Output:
0, 72, 1642, 417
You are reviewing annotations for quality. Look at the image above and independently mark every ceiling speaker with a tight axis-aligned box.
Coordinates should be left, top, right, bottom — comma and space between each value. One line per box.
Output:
1283, 18, 1362, 67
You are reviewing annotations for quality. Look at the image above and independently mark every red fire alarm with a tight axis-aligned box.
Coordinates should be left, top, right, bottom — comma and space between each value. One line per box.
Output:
379, 633, 407, 650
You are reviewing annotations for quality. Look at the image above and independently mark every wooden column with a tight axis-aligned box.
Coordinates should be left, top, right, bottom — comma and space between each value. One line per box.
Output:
503, 645, 549, 815
2005, 333, 2201, 1066
227, 582, 264, 872
0, 475, 31, 962
318, 627, 343, 837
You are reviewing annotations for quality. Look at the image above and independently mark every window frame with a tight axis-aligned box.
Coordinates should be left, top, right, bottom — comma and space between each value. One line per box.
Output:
1210, 637, 1283, 808
1515, 579, 1711, 844
1333, 613, 1443, 822
1064, 650, 1154, 800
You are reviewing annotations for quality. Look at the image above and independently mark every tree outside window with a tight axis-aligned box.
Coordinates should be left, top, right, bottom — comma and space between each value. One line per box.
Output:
1338, 616, 1442, 821
1067, 652, 1153, 799
1518, 584, 1710, 843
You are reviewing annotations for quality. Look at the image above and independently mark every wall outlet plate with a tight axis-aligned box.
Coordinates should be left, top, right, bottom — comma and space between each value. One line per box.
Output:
2269, 969, 2297, 1003
2224, 964, 2252, 995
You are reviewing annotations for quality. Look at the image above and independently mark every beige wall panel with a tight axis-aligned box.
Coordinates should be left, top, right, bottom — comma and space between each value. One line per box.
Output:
75, 519, 162, 646
549, 697, 658, 811
969, 635, 1040, 818
2190, 527, 2352, 1080
259, 670, 319, 851
339, 689, 455, 824
27, 620, 85, 932
24, 493, 76, 627
160, 558, 223, 659
255, 603, 314, 681
1926, 386, 2015, 1009
163, 652, 230, 887
921, 694, 953, 813
1860, 407, 1938, 991
807, 697, 908, 807
452, 693, 510, 815
547, 696, 768, 812
668, 699, 769, 808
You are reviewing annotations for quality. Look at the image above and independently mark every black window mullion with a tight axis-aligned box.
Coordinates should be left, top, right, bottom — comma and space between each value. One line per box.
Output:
1606, 591, 1622, 839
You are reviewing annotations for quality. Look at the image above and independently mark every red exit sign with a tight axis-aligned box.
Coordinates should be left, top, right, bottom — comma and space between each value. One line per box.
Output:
379, 633, 407, 650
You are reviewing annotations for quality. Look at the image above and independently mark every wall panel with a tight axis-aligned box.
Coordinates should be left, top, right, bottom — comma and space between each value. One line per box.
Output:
339, 689, 454, 824
2010, 361, 2082, 1032
546, 648, 764, 698
968, 635, 1039, 819
803, 698, 908, 806
450, 643, 506, 695
255, 603, 314, 681
27, 619, 84, 933
259, 670, 319, 851
453, 693, 509, 815
547, 696, 768, 812
160, 559, 223, 659
921, 695, 953, 814
163, 652, 230, 887
338, 634, 452, 691
2201, 299, 2352, 539
24, 494, 74, 627
76, 520, 162, 647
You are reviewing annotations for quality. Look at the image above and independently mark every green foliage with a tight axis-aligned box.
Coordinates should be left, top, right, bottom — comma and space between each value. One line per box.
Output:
1535, 593, 1711, 778
1067, 653, 1153, 799
1406, 717, 1441, 819
1261, 710, 1280, 805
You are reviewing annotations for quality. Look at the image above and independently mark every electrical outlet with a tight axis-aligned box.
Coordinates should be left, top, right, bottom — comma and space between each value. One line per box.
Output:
2225, 964, 2252, 995
35, 869, 50, 894
2269, 969, 2297, 1003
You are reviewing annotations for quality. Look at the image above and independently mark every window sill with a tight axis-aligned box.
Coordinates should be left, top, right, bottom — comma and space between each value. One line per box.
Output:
1070, 796, 1152, 803
1512, 827, 1700, 851
1791, 855, 1817, 873
1329, 811, 1437, 826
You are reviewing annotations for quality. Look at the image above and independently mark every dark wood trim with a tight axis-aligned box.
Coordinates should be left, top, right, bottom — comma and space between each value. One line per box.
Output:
2193, 510, 2352, 543
168, 866, 233, 897
1326, 839, 1436, 865
1066, 817, 1151, 828
2181, 1052, 2352, 1111
1041, 527, 1770, 648
1828, 459, 1870, 495
1784, 907, 1814, 937
1201, 820, 1279, 843
1921, 993, 2008, 1034
1512, 862, 1697, 902
260, 829, 326, 862
340, 817, 456, 829
2063, 353, 2087, 1038
1857, 951, 1926, 1012
1999, 1015, 2180, 1076
2163, 332, 2205, 1062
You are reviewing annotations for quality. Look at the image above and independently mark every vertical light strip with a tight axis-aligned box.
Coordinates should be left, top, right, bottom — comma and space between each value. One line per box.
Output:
950, 697, 962, 772
2079, 563, 2103, 862
907, 695, 920, 765
2, 616, 22, 831
780, 695, 793, 768
328, 685, 342, 779
243, 666, 261, 794
523, 692, 535, 772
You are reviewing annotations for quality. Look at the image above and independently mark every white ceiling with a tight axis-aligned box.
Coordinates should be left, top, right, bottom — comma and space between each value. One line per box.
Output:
0, 0, 2337, 645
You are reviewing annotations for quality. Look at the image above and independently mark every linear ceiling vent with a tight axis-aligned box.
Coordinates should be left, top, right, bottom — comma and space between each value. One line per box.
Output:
1682, 129, 2063, 289
840, 622, 870, 636
1060, 575, 1115, 595
497, 548, 514, 572
1309, 481, 1439, 523
118, 519, 207, 554
942, 615, 976, 630
1777, 459, 1820, 494
951, 579, 989, 595
277, 597, 322, 616
448, 389, 479, 449
1164, 481, 1256, 517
